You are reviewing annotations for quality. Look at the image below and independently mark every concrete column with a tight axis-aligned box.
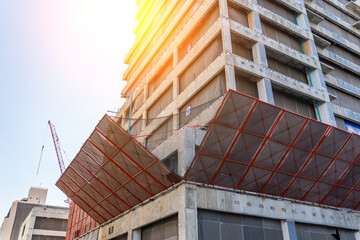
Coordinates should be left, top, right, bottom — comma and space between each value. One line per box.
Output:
173, 109, 179, 130
173, 77, 179, 100
296, 10, 336, 126
182, 127, 195, 177
142, 111, 147, 132
219, 0, 229, 19
225, 64, 236, 91
173, 48, 178, 67
257, 79, 275, 104
317, 102, 336, 126
248, 11, 274, 104
219, 0, 232, 54
281, 220, 298, 240
219, 0, 236, 91
144, 84, 149, 99
178, 185, 198, 240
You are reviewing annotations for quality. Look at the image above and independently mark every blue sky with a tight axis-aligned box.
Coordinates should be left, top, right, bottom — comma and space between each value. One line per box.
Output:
0, 0, 136, 220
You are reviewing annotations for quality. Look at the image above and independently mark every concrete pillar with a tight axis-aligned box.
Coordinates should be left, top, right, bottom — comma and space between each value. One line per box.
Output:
173, 48, 178, 67
181, 127, 195, 177
178, 185, 198, 240
141, 111, 147, 132
281, 220, 298, 240
219, 0, 229, 19
173, 109, 179, 130
219, 0, 236, 91
295, 10, 336, 126
173, 77, 179, 100
144, 84, 148, 100
248, 10, 274, 104
224, 64, 236, 91
257, 79, 275, 104
317, 102, 336, 126
219, 0, 231, 53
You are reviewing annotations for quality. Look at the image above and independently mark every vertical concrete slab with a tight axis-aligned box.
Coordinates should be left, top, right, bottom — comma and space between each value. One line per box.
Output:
224, 64, 236, 91
318, 102, 337, 126
183, 127, 195, 176
178, 185, 198, 240
257, 79, 275, 104
173, 77, 179, 100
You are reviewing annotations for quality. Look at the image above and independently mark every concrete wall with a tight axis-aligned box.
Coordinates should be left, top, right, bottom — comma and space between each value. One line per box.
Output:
79, 183, 360, 240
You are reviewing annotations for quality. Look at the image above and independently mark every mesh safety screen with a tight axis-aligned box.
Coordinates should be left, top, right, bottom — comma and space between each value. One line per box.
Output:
184, 90, 360, 210
56, 115, 180, 224
66, 203, 99, 240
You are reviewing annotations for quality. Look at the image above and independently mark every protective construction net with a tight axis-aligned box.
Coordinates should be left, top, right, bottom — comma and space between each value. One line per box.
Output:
66, 203, 99, 240
184, 90, 360, 210
56, 115, 181, 224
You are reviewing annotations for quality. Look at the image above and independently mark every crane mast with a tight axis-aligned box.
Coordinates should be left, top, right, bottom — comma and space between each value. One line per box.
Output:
48, 121, 66, 174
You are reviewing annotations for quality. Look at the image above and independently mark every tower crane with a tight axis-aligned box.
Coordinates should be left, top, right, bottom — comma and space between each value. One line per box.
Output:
48, 120, 70, 204
48, 121, 66, 174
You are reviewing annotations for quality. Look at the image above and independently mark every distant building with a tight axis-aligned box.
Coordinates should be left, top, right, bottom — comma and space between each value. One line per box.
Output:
0, 187, 69, 240
18, 206, 68, 240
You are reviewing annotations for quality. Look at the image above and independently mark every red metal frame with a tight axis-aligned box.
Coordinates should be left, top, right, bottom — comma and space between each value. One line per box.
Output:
56, 115, 180, 225
236, 110, 285, 188
76, 150, 142, 204
301, 134, 353, 200
210, 100, 260, 185
184, 90, 360, 210
280, 126, 332, 197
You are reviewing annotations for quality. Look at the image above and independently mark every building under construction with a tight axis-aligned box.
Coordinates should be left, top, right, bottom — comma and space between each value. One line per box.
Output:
56, 0, 360, 239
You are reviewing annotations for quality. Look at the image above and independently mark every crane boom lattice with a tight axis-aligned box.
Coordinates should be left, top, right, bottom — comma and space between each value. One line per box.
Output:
48, 121, 66, 174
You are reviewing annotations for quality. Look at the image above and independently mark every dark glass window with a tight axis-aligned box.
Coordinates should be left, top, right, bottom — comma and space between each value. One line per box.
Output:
34, 217, 68, 232
110, 233, 128, 240
198, 210, 283, 240
142, 215, 178, 240
296, 222, 356, 240
162, 151, 178, 174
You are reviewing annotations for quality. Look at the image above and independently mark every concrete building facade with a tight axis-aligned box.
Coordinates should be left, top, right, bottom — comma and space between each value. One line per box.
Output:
18, 206, 68, 240
0, 187, 69, 240
59, 0, 360, 239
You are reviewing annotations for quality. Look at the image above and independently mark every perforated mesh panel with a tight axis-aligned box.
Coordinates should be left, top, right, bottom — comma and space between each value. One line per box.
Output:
65, 203, 99, 240
184, 90, 360, 210
56, 115, 180, 224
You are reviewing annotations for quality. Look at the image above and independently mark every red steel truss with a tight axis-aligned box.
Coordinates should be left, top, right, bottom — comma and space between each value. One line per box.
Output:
56, 115, 181, 224
184, 90, 360, 210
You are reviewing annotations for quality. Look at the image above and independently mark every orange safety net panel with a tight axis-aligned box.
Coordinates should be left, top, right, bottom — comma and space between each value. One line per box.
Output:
66, 203, 99, 240
56, 115, 181, 224
184, 90, 360, 210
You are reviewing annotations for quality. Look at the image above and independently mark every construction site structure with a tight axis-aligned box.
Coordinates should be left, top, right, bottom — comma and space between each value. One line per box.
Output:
57, 0, 360, 239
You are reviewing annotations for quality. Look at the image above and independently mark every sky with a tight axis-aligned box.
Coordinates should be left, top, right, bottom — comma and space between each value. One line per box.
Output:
0, 0, 136, 220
